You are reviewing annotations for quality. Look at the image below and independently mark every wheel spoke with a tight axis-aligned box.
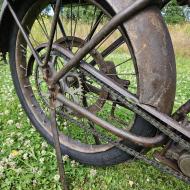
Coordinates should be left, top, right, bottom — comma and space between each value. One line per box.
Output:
101, 36, 124, 58
70, 3, 73, 38
36, 16, 50, 40
89, 36, 124, 65
43, 0, 62, 67
71, 0, 80, 50
87, 11, 103, 41
15, 0, 138, 155
106, 73, 136, 76
75, 10, 103, 54
114, 58, 132, 68
26, 26, 40, 47
58, 17, 67, 38
40, 14, 50, 39
84, 29, 116, 62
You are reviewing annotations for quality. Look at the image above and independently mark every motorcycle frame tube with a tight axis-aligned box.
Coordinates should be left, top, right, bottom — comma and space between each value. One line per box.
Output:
57, 93, 166, 148
27, 42, 168, 148
4, 0, 182, 146
50, 0, 154, 85
0, 0, 172, 54
0, 0, 176, 114
6, 0, 157, 80
80, 62, 189, 139
56, 44, 171, 147
49, 43, 187, 140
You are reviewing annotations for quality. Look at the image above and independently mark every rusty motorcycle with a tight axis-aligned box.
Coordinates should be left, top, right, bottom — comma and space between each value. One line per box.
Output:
0, 0, 190, 187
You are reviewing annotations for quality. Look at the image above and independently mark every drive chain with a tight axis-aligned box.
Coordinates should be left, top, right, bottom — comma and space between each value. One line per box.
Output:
71, 68, 190, 184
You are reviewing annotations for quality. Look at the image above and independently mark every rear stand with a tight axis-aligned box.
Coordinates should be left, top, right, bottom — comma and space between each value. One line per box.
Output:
50, 93, 69, 190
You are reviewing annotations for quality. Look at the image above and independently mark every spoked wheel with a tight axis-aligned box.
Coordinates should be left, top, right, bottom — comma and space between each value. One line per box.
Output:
9, 0, 176, 166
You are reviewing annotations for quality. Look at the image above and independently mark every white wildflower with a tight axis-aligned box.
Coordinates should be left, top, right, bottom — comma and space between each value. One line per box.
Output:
16, 132, 22, 137
54, 174, 60, 181
30, 128, 35, 133
16, 168, 22, 174
129, 180, 134, 187
4, 110, 10, 115
39, 158, 45, 164
42, 141, 48, 148
33, 179, 37, 185
16, 123, 22, 129
89, 169, 97, 177
31, 167, 38, 174
7, 120, 14, 125
0, 149, 4, 154
6, 138, 14, 145
71, 160, 78, 167
23, 153, 28, 160
19, 112, 23, 116
41, 150, 46, 155
0, 165, 4, 172
10, 139, 14, 145
9, 161, 16, 168
0, 172, 4, 178
63, 155, 69, 162
24, 140, 31, 146
2, 158, 9, 164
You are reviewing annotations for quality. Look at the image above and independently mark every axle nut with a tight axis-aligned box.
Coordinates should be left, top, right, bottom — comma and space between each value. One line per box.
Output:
178, 153, 190, 178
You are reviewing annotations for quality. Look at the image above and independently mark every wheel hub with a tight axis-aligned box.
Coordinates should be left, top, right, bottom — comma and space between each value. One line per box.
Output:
178, 152, 190, 178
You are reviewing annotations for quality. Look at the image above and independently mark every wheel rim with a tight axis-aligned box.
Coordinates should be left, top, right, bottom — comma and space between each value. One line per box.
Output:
15, 0, 139, 153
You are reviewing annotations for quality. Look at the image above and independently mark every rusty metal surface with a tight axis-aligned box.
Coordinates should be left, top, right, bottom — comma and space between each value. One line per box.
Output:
50, 91, 68, 190
32, 41, 188, 141
2, 0, 176, 118
178, 153, 190, 178
173, 99, 190, 121
154, 152, 180, 172
0, 0, 184, 152
57, 92, 166, 148
107, 0, 176, 114
0, 0, 86, 53
51, 0, 152, 85
2, 0, 190, 185
17, 42, 115, 154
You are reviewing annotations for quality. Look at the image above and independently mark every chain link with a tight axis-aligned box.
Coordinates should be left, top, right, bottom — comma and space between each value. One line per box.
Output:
54, 65, 190, 184
60, 109, 190, 184
72, 68, 190, 184
81, 69, 190, 150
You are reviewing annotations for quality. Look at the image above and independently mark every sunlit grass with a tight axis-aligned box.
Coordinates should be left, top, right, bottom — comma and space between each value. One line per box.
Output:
0, 53, 190, 189
169, 22, 190, 58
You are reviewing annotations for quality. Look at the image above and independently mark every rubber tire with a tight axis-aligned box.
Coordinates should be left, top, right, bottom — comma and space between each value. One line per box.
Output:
9, 0, 169, 166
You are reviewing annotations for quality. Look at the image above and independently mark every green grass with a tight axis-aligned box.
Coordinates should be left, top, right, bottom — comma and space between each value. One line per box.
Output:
0, 54, 190, 190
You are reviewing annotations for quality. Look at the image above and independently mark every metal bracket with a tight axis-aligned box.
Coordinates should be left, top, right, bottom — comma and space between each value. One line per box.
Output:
50, 91, 68, 190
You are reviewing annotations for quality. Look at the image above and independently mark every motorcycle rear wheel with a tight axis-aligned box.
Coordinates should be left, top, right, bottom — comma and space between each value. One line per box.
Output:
9, 0, 176, 166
